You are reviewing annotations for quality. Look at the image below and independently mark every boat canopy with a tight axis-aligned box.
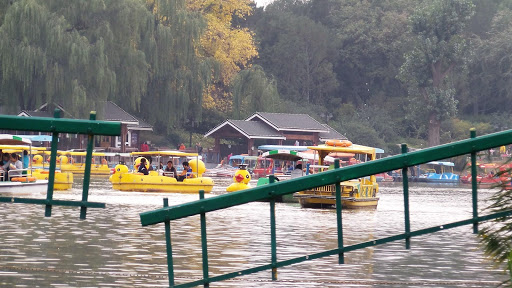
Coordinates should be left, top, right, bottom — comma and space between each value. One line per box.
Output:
229, 155, 249, 161
15, 134, 54, 142
0, 145, 46, 151
62, 151, 106, 156
307, 144, 377, 165
103, 152, 132, 157
262, 150, 303, 162
131, 150, 199, 157
258, 145, 310, 151
0, 134, 32, 145
426, 161, 454, 167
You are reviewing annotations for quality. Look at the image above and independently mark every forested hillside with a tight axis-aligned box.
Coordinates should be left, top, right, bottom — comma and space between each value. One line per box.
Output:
1, 0, 511, 152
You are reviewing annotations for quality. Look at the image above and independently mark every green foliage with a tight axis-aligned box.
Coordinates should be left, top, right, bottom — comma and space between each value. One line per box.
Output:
466, 8, 512, 116
0, 0, 211, 128
254, 8, 338, 105
398, 0, 475, 146
479, 161, 512, 287
2, 0, 512, 154
231, 65, 280, 119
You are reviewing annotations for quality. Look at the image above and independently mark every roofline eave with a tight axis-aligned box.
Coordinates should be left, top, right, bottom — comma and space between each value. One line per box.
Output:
204, 121, 251, 139
280, 128, 329, 133
245, 113, 280, 131
247, 136, 286, 140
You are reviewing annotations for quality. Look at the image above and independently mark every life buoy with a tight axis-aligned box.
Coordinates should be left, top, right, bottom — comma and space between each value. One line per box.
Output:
40, 170, 60, 174
326, 140, 352, 147
11, 177, 36, 182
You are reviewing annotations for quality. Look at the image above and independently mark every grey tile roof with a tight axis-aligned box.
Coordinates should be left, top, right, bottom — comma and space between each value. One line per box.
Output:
19, 110, 53, 118
247, 112, 328, 132
319, 124, 348, 141
129, 116, 153, 131
99, 101, 138, 123
228, 120, 284, 138
204, 120, 285, 139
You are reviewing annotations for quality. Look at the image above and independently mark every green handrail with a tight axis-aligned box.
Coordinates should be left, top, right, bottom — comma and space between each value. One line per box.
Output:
0, 109, 121, 219
140, 128, 512, 287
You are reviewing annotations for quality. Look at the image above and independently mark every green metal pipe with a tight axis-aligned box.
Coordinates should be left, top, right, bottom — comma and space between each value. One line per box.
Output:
470, 129, 478, 234
401, 144, 411, 249
80, 112, 96, 220
0, 115, 121, 135
45, 109, 61, 217
199, 190, 209, 287
334, 159, 344, 264
0, 197, 105, 207
269, 175, 277, 280
172, 209, 512, 288
163, 198, 175, 287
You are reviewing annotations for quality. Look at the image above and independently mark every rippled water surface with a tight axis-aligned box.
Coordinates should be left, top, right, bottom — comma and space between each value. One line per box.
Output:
0, 177, 508, 287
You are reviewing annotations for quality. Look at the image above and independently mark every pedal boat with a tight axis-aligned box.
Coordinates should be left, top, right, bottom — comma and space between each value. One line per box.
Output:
57, 151, 111, 175
294, 142, 379, 209
109, 153, 214, 193
0, 135, 49, 194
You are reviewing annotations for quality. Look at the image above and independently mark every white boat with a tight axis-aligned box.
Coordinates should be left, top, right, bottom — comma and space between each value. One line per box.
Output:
0, 135, 49, 194
0, 179, 48, 194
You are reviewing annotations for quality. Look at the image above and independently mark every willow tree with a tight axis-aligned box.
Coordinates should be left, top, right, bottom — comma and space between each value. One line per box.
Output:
398, 0, 475, 147
141, 0, 214, 131
231, 65, 279, 119
0, 0, 114, 117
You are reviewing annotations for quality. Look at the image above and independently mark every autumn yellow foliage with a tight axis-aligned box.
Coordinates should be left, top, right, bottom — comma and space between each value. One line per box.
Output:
187, 0, 258, 112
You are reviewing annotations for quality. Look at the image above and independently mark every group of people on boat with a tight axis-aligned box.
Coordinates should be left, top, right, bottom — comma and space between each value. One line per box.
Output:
138, 158, 192, 181
0, 150, 29, 180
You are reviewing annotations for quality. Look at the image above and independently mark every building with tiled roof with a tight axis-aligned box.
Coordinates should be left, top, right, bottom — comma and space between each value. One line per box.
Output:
15, 101, 152, 152
204, 112, 346, 160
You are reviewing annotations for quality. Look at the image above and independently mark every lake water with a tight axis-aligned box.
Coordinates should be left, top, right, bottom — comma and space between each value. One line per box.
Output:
0, 178, 508, 287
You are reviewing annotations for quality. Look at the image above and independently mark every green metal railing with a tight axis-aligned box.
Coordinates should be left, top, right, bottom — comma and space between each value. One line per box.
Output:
0, 109, 121, 219
140, 128, 512, 288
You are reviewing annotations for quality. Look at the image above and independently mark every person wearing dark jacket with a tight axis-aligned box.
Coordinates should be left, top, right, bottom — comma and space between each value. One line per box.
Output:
138, 158, 149, 175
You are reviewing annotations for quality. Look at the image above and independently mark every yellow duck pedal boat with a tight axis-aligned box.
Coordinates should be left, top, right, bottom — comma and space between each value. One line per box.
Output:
109, 157, 214, 193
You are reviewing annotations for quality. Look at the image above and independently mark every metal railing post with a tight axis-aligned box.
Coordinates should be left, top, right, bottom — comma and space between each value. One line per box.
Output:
470, 128, 478, 234
401, 144, 411, 249
199, 190, 209, 287
163, 198, 175, 287
45, 109, 61, 217
80, 112, 96, 220
269, 175, 278, 280
334, 159, 344, 264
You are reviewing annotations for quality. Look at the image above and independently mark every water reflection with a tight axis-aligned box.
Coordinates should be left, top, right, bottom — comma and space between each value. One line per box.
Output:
0, 178, 507, 287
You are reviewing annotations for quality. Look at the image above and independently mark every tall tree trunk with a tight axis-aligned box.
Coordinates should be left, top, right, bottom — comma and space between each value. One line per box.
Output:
428, 112, 440, 147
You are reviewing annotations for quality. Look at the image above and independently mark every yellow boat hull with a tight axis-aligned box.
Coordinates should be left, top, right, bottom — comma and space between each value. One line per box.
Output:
109, 173, 214, 193
294, 180, 379, 209
32, 169, 74, 190
297, 196, 379, 209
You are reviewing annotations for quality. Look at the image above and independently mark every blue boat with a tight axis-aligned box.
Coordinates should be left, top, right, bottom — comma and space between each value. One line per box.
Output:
419, 161, 459, 183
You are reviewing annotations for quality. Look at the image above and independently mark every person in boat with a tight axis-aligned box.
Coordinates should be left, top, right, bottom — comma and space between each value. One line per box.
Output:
8, 153, 23, 178
177, 161, 192, 182
147, 156, 154, 171
164, 160, 177, 179
138, 158, 149, 175
0, 153, 9, 180
290, 164, 303, 178
22, 150, 29, 169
